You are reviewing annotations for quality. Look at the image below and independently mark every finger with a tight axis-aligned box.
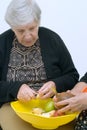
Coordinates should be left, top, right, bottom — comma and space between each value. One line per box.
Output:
57, 105, 70, 113
53, 96, 58, 102
55, 100, 69, 107
38, 87, 49, 96
40, 91, 53, 99
18, 96, 30, 102
31, 88, 38, 95
70, 105, 83, 113
38, 84, 47, 92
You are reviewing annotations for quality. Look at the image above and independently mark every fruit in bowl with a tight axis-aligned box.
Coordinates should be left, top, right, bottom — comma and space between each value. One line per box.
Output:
44, 100, 55, 112
11, 98, 78, 129
32, 99, 65, 117
42, 91, 75, 117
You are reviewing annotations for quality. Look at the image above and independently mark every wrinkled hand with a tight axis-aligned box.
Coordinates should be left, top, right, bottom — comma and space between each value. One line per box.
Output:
38, 81, 56, 99
54, 93, 87, 113
17, 84, 37, 102
70, 82, 87, 95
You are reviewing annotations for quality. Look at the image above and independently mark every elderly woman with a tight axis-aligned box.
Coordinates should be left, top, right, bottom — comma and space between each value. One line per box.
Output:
0, 0, 79, 130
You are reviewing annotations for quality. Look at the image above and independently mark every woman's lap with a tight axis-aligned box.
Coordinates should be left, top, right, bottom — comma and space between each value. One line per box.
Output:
0, 103, 35, 130
0, 103, 75, 130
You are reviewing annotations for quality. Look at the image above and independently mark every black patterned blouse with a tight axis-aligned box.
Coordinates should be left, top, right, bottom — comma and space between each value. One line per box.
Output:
6, 37, 47, 91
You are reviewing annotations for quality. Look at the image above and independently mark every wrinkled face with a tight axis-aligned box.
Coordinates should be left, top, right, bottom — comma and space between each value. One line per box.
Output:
12, 21, 39, 47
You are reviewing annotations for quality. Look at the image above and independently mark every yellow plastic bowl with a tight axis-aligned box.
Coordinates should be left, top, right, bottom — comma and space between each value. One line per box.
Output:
11, 98, 78, 129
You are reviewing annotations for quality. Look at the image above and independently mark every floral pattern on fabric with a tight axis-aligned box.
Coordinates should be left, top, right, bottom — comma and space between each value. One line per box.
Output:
75, 110, 87, 130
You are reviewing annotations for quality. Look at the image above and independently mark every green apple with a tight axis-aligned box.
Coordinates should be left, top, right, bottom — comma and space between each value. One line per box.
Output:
44, 101, 55, 112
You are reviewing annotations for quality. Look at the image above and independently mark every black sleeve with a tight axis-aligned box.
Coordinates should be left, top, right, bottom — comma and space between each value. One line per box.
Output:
80, 73, 87, 83
0, 30, 25, 105
0, 81, 24, 104
50, 32, 79, 92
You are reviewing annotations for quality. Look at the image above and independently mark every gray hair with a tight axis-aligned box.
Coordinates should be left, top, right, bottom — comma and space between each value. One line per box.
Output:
5, 0, 41, 27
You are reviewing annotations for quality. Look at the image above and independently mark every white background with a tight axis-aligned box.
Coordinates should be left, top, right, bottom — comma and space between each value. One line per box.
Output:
0, 0, 87, 78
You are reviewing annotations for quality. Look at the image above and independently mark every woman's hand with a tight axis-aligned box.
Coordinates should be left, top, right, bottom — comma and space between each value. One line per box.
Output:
71, 82, 87, 95
54, 93, 87, 113
17, 84, 37, 102
38, 81, 56, 99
